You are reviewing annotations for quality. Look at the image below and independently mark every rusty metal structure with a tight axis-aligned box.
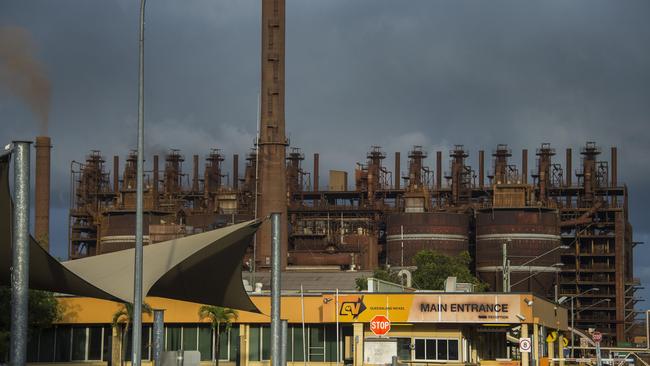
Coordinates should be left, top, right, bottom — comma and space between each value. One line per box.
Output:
34, 136, 51, 250
66, 140, 638, 344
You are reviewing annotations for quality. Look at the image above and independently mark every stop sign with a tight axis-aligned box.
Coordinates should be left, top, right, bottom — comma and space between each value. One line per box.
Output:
592, 331, 602, 343
370, 315, 391, 336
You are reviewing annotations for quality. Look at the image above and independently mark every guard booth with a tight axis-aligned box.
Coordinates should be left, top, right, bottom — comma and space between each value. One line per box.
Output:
320, 292, 568, 366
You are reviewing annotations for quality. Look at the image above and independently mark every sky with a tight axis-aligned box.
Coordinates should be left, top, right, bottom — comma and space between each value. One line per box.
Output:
0, 1, 649, 301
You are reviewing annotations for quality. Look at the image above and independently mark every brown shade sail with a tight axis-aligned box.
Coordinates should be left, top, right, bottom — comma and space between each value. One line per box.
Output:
0, 155, 260, 313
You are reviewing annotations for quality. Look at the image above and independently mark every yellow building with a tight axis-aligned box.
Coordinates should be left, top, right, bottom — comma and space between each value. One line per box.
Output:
26, 292, 567, 366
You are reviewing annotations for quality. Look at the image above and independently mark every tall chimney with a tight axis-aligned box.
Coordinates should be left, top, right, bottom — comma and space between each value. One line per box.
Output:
233, 154, 239, 189
435, 151, 442, 190
257, 0, 288, 269
394, 152, 400, 189
478, 150, 485, 189
522, 149, 528, 184
153, 155, 159, 208
113, 156, 119, 192
34, 136, 51, 251
565, 148, 572, 187
313, 153, 319, 191
192, 154, 200, 192
611, 147, 617, 187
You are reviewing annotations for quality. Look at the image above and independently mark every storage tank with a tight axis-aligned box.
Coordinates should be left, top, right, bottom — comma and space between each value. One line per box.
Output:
385, 212, 470, 266
476, 208, 560, 296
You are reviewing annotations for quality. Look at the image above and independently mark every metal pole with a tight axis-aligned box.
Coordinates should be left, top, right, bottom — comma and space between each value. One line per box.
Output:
152, 309, 165, 365
570, 297, 575, 358
10, 141, 30, 366
132, 0, 146, 364
336, 289, 340, 364
502, 241, 508, 292
301, 284, 306, 366
271, 213, 282, 366
281, 320, 288, 366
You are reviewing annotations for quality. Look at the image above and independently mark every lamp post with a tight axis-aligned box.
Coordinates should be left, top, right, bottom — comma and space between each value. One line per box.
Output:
558, 288, 600, 357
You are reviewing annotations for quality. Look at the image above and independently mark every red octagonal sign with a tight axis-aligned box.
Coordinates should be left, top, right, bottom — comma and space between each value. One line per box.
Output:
370, 315, 391, 336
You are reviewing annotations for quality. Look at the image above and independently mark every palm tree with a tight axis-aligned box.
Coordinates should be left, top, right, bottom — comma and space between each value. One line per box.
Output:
198, 306, 238, 366
112, 302, 153, 365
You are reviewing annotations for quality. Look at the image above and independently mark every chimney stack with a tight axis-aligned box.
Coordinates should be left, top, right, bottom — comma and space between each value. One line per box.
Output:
313, 153, 319, 191
233, 154, 239, 189
611, 147, 617, 187
478, 150, 485, 189
113, 156, 119, 192
435, 151, 442, 190
192, 154, 200, 192
522, 149, 528, 184
394, 152, 400, 189
34, 136, 51, 251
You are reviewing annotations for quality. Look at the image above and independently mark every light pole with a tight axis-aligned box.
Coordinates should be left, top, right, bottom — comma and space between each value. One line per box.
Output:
132, 0, 146, 365
558, 288, 600, 357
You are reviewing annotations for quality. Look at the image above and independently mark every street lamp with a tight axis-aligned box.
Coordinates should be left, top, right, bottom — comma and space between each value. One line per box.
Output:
557, 288, 600, 357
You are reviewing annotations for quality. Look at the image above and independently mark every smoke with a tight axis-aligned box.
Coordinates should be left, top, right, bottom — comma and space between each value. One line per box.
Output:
0, 26, 51, 134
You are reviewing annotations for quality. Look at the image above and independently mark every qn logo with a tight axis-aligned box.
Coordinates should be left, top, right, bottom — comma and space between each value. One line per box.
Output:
339, 297, 366, 319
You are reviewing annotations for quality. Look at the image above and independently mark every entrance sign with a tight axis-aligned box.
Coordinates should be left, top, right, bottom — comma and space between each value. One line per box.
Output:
519, 338, 532, 352
370, 315, 391, 336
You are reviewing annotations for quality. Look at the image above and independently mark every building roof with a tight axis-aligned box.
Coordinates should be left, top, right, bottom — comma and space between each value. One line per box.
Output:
244, 270, 374, 292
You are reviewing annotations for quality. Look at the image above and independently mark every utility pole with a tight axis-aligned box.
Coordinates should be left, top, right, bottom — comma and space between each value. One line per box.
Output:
502, 240, 511, 292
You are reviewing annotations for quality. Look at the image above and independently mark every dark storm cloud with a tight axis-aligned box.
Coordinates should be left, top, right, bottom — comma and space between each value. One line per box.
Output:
1, 0, 649, 298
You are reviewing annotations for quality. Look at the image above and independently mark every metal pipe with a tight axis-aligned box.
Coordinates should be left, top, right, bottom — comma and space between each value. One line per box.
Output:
152, 309, 165, 364
271, 213, 282, 366
436, 151, 442, 190
34, 136, 50, 251
566, 148, 572, 187
281, 319, 288, 366
313, 153, 319, 191
113, 155, 120, 192
301, 284, 307, 366
153, 155, 159, 208
233, 153, 239, 189
479, 150, 485, 189
192, 154, 199, 191
611, 147, 617, 187
10, 141, 31, 366
522, 149, 528, 184
394, 152, 400, 189
132, 0, 146, 364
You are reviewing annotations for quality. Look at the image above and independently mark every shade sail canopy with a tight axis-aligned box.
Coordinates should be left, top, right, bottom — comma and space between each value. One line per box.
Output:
0, 155, 261, 313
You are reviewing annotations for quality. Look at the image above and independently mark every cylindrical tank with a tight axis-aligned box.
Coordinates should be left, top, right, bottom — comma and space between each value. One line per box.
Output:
476, 208, 560, 296
385, 212, 470, 266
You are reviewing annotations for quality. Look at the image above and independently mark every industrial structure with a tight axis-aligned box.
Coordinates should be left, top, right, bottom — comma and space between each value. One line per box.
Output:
45, 0, 636, 350
63, 140, 638, 345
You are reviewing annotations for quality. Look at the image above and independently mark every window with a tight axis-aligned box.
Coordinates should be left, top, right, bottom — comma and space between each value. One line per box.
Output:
198, 325, 212, 361
397, 338, 412, 361
88, 326, 103, 360
166, 325, 181, 351
309, 325, 325, 361
182, 326, 198, 350
249, 326, 260, 361
71, 327, 87, 360
229, 326, 240, 362
291, 325, 305, 362
55, 327, 71, 361
413, 338, 460, 361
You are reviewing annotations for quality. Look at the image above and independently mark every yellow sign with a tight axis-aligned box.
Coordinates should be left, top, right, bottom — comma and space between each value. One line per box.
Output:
546, 331, 557, 343
562, 337, 569, 347
323, 294, 522, 323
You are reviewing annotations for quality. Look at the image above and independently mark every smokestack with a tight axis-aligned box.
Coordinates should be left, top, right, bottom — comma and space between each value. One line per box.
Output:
192, 154, 199, 192
565, 148, 572, 187
436, 151, 442, 190
153, 155, 159, 208
34, 136, 50, 251
233, 154, 239, 189
113, 155, 119, 192
394, 152, 400, 189
522, 149, 528, 184
611, 147, 617, 187
313, 153, 319, 191
257, 0, 288, 269
479, 150, 484, 189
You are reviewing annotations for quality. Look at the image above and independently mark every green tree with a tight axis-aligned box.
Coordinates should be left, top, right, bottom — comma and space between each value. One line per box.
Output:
198, 306, 238, 366
355, 268, 402, 290
0, 287, 62, 361
111, 302, 153, 365
412, 250, 487, 291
